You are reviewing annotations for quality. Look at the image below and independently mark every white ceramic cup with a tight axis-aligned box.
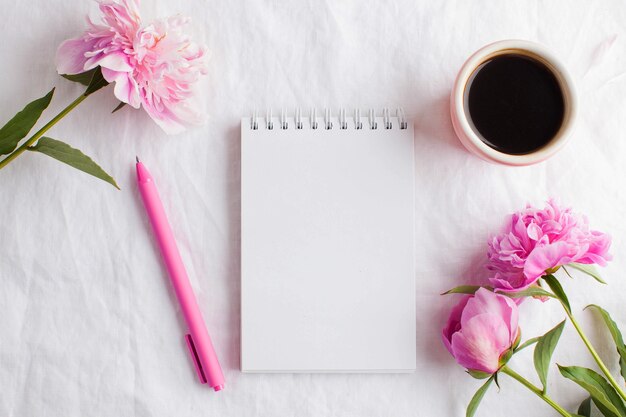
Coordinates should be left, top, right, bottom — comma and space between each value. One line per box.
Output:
450, 40, 577, 166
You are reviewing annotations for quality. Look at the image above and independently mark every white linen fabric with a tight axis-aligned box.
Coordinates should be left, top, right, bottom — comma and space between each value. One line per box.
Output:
1, 0, 626, 415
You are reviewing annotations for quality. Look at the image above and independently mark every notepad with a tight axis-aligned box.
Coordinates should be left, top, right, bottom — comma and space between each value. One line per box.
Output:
241, 109, 415, 372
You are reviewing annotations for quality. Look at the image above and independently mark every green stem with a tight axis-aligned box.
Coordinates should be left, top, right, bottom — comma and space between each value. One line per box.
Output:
563, 304, 626, 402
501, 365, 572, 417
0, 93, 88, 170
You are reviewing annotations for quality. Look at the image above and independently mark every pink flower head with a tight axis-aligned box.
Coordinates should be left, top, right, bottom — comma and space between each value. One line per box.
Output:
56, 0, 208, 134
487, 200, 612, 292
442, 288, 519, 374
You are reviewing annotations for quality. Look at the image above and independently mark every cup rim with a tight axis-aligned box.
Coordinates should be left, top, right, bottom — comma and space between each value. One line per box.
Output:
451, 39, 577, 166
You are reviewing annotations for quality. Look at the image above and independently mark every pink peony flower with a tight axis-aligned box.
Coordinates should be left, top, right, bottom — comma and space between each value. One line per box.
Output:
56, 0, 207, 134
442, 288, 519, 374
487, 200, 612, 292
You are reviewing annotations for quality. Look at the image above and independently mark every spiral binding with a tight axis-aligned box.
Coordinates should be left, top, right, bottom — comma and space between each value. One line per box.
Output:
250, 108, 408, 130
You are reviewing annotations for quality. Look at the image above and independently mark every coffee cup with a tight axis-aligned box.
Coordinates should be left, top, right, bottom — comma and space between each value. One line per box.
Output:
450, 40, 576, 166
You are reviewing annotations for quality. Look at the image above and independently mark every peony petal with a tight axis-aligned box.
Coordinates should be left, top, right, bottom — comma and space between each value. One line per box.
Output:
489, 275, 517, 292
141, 100, 187, 135
462, 288, 518, 344
527, 222, 543, 241
524, 242, 573, 282
512, 214, 532, 251
490, 269, 535, 292
451, 313, 510, 374
574, 231, 612, 265
87, 51, 133, 72
500, 294, 519, 343
101, 68, 141, 108
140, 93, 204, 135
442, 295, 471, 356
99, 0, 141, 35
56, 37, 92, 75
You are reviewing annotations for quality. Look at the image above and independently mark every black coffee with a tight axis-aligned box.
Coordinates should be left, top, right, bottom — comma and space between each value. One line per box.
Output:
465, 54, 565, 155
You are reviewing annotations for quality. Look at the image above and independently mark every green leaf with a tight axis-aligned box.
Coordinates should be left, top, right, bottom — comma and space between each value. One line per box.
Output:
558, 365, 626, 417
441, 285, 491, 296
441, 285, 555, 300
112, 102, 126, 113
499, 349, 514, 369
578, 397, 592, 417
543, 275, 571, 313
512, 329, 521, 350
83, 67, 109, 97
27, 137, 119, 189
61, 68, 99, 86
516, 337, 540, 353
569, 263, 607, 284
585, 305, 626, 381
467, 369, 492, 380
562, 265, 574, 279
506, 287, 556, 300
466, 376, 494, 417
493, 371, 500, 389
0, 88, 54, 155
534, 321, 566, 392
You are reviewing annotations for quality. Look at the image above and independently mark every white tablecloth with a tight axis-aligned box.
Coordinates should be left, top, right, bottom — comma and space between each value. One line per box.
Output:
2, 1, 626, 415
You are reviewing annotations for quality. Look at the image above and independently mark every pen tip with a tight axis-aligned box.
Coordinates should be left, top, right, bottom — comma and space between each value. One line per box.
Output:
136, 156, 140, 163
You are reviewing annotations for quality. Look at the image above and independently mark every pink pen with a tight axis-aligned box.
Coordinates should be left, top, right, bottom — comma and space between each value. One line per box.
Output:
136, 157, 225, 392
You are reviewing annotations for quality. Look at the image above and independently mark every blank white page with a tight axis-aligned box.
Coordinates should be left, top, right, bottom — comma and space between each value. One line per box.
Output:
241, 114, 415, 372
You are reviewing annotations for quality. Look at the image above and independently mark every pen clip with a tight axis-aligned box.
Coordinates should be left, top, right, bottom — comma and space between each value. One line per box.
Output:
185, 334, 208, 384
